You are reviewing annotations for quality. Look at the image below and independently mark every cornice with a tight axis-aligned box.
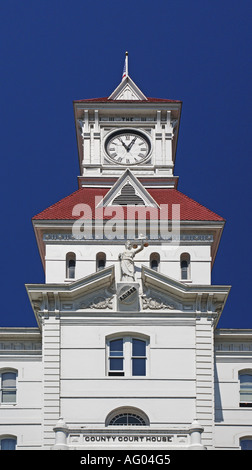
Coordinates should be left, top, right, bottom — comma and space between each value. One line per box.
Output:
0, 327, 41, 341
215, 328, 252, 340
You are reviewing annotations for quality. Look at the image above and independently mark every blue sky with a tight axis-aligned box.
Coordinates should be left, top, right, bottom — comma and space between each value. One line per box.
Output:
0, 0, 251, 328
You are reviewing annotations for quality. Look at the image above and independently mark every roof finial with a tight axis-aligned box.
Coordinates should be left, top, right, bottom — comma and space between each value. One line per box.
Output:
122, 51, 128, 80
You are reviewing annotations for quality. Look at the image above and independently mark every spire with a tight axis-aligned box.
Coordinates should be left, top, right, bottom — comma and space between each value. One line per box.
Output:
109, 52, 147, 101
122, 51, 128, 80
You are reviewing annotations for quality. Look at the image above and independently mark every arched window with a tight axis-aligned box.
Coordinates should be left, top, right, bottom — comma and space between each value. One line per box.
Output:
106, 407, 149, 426
239, 371, 252, 407
109, 413, 146, 426
96, 252, 106, 271
0, 436, 17, 450
150, 252, 160, 271
180, 253, 190, 280
0, 371, 17, 404
240, 437, 252, 450
66, 252, 76, 279
107, 335, 148, 377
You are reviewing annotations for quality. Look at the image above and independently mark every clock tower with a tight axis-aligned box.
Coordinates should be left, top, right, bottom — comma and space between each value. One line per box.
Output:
74, 52, 181, 190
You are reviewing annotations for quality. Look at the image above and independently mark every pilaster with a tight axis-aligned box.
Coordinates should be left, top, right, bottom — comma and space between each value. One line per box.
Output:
42, 314, 61, 449
195, 316, 215, 448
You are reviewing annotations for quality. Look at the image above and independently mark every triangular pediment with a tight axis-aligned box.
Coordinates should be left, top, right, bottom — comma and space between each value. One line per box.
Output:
141, 265, 231, 322
25, 266, 115, 327
96, 169, 159, 208
108, 76, 147, 101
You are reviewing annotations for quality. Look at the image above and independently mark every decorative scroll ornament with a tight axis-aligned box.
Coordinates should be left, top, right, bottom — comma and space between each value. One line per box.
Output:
141, 294, 175, 310
213, 303, 223, 314
33, 301, 42, 313
78, 295, 114, 310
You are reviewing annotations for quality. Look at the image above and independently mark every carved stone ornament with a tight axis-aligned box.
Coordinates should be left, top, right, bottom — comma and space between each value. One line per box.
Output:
33, 301, 42, 313
213, 302, 223, 314
78, 295, 114, 310
141, 294, 175, 310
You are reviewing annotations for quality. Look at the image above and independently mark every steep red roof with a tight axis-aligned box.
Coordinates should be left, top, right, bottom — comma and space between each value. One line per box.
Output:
32, 188, 224, 222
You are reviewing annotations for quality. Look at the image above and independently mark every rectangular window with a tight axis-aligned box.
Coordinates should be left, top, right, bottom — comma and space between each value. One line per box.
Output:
1, 372, 17, 403
108, 337, 148, 377
240, 439, 252, 450
109, 339, 124, 376
240, 373, 252, 406
181, 260, 188, 280
1, 438, 17, 450
132, 339, 146, 376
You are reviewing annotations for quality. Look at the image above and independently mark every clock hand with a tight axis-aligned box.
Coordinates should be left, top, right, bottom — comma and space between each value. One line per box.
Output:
127, 136, 137, 151
118, 137, 128, 150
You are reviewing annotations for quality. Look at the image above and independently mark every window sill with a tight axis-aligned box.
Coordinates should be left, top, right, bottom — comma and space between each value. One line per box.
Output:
180, 279, 192, 283
0, 403, 17, 407
107, 376, 148, 379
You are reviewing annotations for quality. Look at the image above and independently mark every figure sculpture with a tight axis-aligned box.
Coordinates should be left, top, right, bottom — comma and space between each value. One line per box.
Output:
119, 237, 147, 282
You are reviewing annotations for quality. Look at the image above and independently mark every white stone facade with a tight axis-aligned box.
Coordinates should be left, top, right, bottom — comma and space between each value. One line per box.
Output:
0, 70, 251, 451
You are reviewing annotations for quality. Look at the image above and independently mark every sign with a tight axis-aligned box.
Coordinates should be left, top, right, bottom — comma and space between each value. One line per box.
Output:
117, 283, 139, 311
68, 431, 190, 449
119, 286, 137, 303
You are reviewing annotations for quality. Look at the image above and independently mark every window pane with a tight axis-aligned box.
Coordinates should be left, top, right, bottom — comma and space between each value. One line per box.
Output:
181, 260, 188, 279
240, 392, 252, 401
181, 269, 187, 279
110, 339, 123, 356
132, 339, 146, 357
111, 415, 127, 425
128, 415, 144, 425
2, 373, 16, 388
98, 259, 105, 270
2, 391, 16, 403
151, 259, 158, 271
109, 358, 123, 371
68, 260, 75, 278
132, 358, 146, 376
240, 374, 252, 402
1, 438, 16, 450
240, 374, 252, 386
240, 439, 252, 450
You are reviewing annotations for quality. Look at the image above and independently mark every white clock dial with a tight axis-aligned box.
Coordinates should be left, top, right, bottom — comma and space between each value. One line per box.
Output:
105, 130, 150, 165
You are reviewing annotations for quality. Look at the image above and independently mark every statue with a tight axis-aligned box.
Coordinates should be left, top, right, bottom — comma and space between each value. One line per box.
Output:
119, 236, 148, 282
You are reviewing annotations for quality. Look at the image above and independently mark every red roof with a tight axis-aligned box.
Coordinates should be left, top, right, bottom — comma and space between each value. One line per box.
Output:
32, 188, 224, 222
74, 97, 181, 103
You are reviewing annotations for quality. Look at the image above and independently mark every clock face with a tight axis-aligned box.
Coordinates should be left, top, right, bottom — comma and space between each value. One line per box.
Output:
105, 130, 151, 165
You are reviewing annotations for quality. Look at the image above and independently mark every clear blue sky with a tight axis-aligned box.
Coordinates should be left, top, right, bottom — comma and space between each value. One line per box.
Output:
0, 0, 251, 328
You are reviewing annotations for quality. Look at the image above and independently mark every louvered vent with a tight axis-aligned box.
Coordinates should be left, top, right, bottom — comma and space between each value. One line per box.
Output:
112, 184, 145, 205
